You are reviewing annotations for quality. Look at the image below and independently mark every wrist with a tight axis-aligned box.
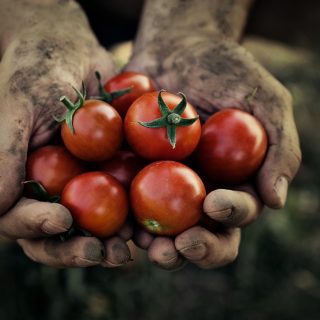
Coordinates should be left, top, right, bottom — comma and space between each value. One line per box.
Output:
0, 0, 80, 53
132, 0, 253, 55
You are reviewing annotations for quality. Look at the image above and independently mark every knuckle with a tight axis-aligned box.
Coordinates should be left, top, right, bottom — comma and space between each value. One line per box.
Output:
282, 87, 293, 106
228, 246, 239, 263
292, 144, 302, 166
293, 140, 302, 161
288, 145, 302, 179
196, 241, 239, 269
224, 207, 243, 227
206, 247, 238, 269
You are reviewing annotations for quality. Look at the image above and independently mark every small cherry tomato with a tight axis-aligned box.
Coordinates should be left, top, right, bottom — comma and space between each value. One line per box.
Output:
97, 150, 146, 189
61, 172, 128, 238
196, 108, 268, 185
59, 87, 123, 162
26, 145, 85, 196
131, 161, 206, 236
96, 71, 156, 117
125, 91, 201, 161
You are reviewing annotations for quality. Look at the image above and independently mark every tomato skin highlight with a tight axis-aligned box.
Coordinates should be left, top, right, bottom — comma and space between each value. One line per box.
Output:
105, 71, 156, 117
97, 150, 146, 189
26, 145, 85, 196
130, 161, 206, 236
124, 91, 201, 161
61, 172, 128, 238
196, 108, 268, 185
61, 100, 123, 162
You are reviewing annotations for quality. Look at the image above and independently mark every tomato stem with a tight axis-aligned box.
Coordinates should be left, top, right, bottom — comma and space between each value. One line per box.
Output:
167, 113, 181, 124
57, 82, 87, 134
93, 70, 132, 103
59, 96, 74, 111
138, 90, 199, 148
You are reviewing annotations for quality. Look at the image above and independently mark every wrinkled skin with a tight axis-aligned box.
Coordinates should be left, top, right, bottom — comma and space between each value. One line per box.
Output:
127, 32, 301, 269
0, 0, 132, 268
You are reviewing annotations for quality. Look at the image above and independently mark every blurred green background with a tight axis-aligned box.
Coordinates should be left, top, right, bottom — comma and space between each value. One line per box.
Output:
1, 1, 320, 319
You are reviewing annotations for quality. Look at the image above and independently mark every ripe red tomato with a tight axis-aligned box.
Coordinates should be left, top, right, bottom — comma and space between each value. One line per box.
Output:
196, 108, 268, 185
104, 71, 156, 117
61, 99, 123, 162
131, 161, 206, 236
61, 172, 128, 238
26, 145, 85, 196
124, 91, 201, 161
97, 150, 146, 189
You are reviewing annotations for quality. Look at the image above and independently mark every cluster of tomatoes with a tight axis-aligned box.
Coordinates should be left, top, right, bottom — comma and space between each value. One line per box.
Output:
25, 71, 268, 239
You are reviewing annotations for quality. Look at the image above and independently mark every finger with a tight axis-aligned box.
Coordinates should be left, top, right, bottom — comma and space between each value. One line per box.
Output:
85, 47, 116, 97
256, 99, 301, 208
117, 220, 133, 242
0, 198, 73, 239
148, 237, 186, 271
203, 187, 262, 228
101, 236, 132, 267
132, 227, 154, 250
175, 226, 241, 269
17, 236, 105, 268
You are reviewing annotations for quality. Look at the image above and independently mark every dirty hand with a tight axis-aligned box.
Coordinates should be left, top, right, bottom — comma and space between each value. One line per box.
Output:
127, 0, 301, 269
0, 0, 131, 268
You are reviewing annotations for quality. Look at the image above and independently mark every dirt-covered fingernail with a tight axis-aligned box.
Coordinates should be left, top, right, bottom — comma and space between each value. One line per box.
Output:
103, 240, 131, 266
83, 240, 105, 261
153, 255, 187, 271
177, 242, 206, 260
274, 176, 288, 208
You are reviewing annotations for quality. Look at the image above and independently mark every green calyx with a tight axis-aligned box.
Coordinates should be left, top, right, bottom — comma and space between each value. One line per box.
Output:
60, 225, 92, 242
54, 82, 87, 134
143, 219, 163, 234
138, 90, 199, 148
92, 71, 132, 103
23, 180, 60, 203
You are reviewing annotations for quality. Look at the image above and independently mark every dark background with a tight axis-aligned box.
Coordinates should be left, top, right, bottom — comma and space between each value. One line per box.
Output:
1, 1, 320, 319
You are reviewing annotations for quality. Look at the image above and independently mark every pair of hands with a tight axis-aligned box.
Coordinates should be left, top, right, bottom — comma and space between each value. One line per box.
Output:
0, 0, 301, 270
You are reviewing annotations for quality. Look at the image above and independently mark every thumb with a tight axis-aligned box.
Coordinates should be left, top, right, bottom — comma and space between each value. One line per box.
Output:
256, 103, 301, 209
0, 110, 32, 215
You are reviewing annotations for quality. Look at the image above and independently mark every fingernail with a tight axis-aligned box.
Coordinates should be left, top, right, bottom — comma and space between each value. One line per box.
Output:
73, 257, 101, 267
41, 220, 69, 235
103, 242, 132, 267
208, 208, 233, 220
153, 256, 187, 272
178, 242, 206, 260
101, 255, 132, 267
274, 176, 288, 208
84, 241, 105, 261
